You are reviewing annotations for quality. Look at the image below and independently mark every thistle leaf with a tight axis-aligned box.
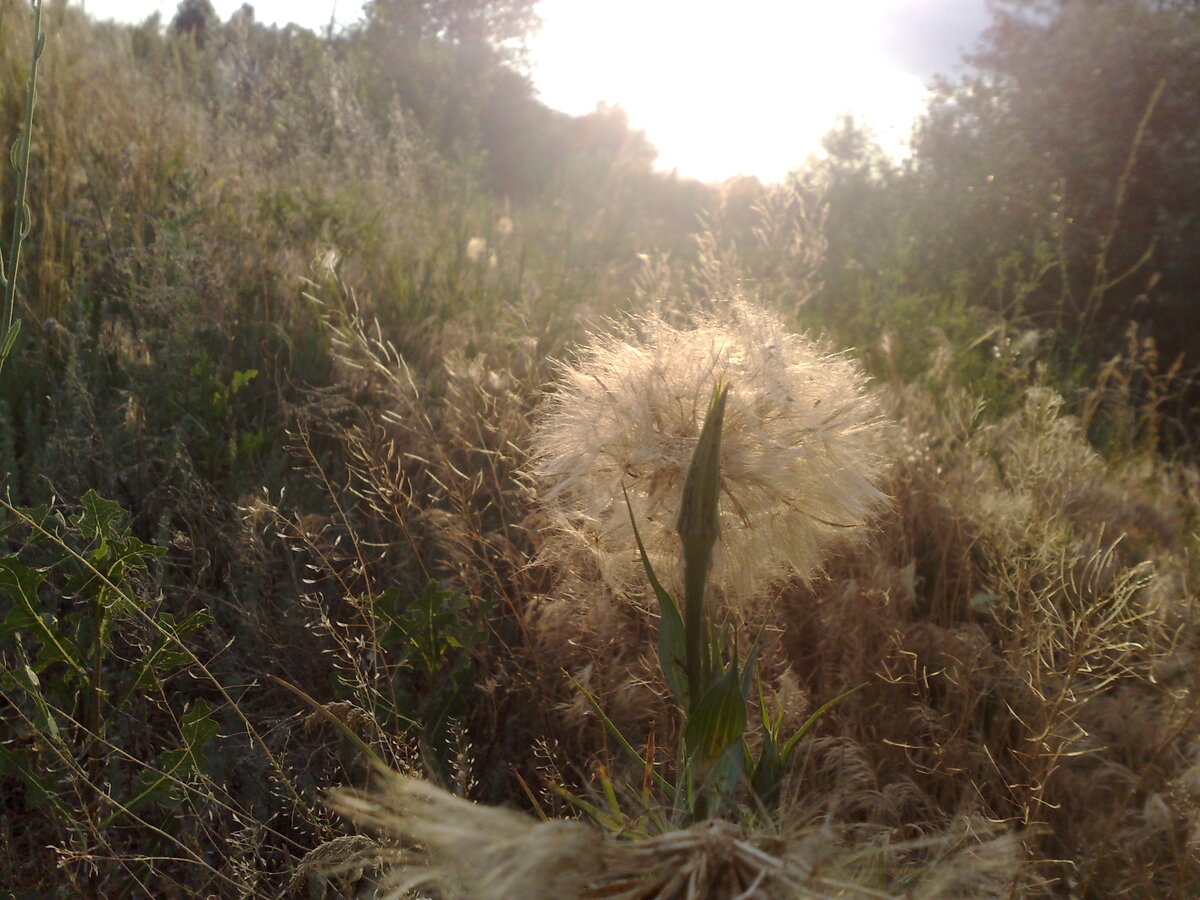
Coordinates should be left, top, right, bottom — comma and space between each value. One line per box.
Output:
0, 556, 84, 675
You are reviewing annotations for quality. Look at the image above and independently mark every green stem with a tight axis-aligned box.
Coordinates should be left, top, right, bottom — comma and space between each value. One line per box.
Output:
2, 0, 45, 371
682, 540, 712, 706
85, 598, 107, 771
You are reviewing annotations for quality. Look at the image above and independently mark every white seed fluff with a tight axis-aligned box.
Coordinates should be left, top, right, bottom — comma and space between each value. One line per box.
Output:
531, 298, 890, 603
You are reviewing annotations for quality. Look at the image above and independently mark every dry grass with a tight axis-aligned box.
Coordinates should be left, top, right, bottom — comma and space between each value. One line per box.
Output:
299, 270, 1200, 896
328, 767, 1027, 900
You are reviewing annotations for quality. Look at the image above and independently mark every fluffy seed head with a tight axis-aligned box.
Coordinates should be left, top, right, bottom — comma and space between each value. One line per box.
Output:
531, 298, 890, 603
466, 236, 487, 262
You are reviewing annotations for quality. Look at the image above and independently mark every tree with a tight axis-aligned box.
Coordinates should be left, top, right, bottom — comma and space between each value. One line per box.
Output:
170, 0, 220, 46
363, 0, 540, 61
909, 0, 1200, 361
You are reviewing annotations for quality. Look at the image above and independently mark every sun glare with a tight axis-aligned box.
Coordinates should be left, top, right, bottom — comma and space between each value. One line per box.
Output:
79, 0, 936, 184
530, 0, 929, 183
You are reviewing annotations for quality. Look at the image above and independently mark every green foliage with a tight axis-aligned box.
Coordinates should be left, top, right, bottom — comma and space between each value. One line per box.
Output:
747, 680, 864, 812
913, 0, 1200, 357
578, 386, 851, 826
370, 580, 490, 770
168, 353, 269, 484
125, 698, 218, 815
676, 383, 726, 704
1, 490, 165, 676
363, 0, 540, 58
0, 490, 215, 829
793, 4, 1200, 452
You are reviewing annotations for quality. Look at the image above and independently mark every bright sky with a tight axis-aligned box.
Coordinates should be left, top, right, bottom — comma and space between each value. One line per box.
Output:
75, 0, 990, 184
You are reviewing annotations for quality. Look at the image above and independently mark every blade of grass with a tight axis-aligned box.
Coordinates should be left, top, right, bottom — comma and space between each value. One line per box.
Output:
780, 682, 866, 760
270, 675, 391, 770
566, 669, 677, 801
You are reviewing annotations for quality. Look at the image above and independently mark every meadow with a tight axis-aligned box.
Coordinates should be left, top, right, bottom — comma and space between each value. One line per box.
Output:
2, 1, 1199, 897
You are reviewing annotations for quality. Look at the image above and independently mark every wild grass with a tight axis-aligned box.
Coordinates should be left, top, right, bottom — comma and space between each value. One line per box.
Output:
0, 2, 1198, 898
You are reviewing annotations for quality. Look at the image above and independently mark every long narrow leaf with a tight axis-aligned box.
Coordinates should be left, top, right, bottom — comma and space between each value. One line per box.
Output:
624, 484, 688, 705
567, 670, 676, 800
270, 675, 390, 769
684, 666, 747, 764
0, 319, 20, 362
780, 682, 866, 761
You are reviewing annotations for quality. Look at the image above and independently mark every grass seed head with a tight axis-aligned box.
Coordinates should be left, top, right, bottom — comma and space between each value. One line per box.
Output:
330, 768, 606, 900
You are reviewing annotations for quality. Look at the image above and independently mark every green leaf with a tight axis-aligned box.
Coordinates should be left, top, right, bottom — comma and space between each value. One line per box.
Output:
229, 368, 258, 395
166, 608, 213, 642
676, 383, 728, 697
568, 671, 676, 801
684, 666, 747, 765
0, 318, 20, 361
61, 491, 163, 608
739, 642, 759, 700
0, 557, 46, 630
180, 699, 219, 760
0, 556, 84, 674
3, 661, 62, 744
72, 489, 128, 546
117, 610, 214, 708
549, 783, 620, 832
0, 504, 65, 545
749, 729, 783, 804
656, 593, 688, 705
779, 682, 866, 762
748, 663, 786, 808
675, 381, 727, 549
624, 485, 688, 705
123, 700, 220, 817
701, 739, 747, 815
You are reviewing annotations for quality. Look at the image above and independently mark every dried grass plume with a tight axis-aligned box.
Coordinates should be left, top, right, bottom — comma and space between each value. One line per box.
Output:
328, 769, 1023, 899
330, 768, 606, 899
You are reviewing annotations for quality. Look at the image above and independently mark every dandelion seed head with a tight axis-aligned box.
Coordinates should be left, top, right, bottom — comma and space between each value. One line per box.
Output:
531, 297, 891, 603
466, 236, 487, 262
